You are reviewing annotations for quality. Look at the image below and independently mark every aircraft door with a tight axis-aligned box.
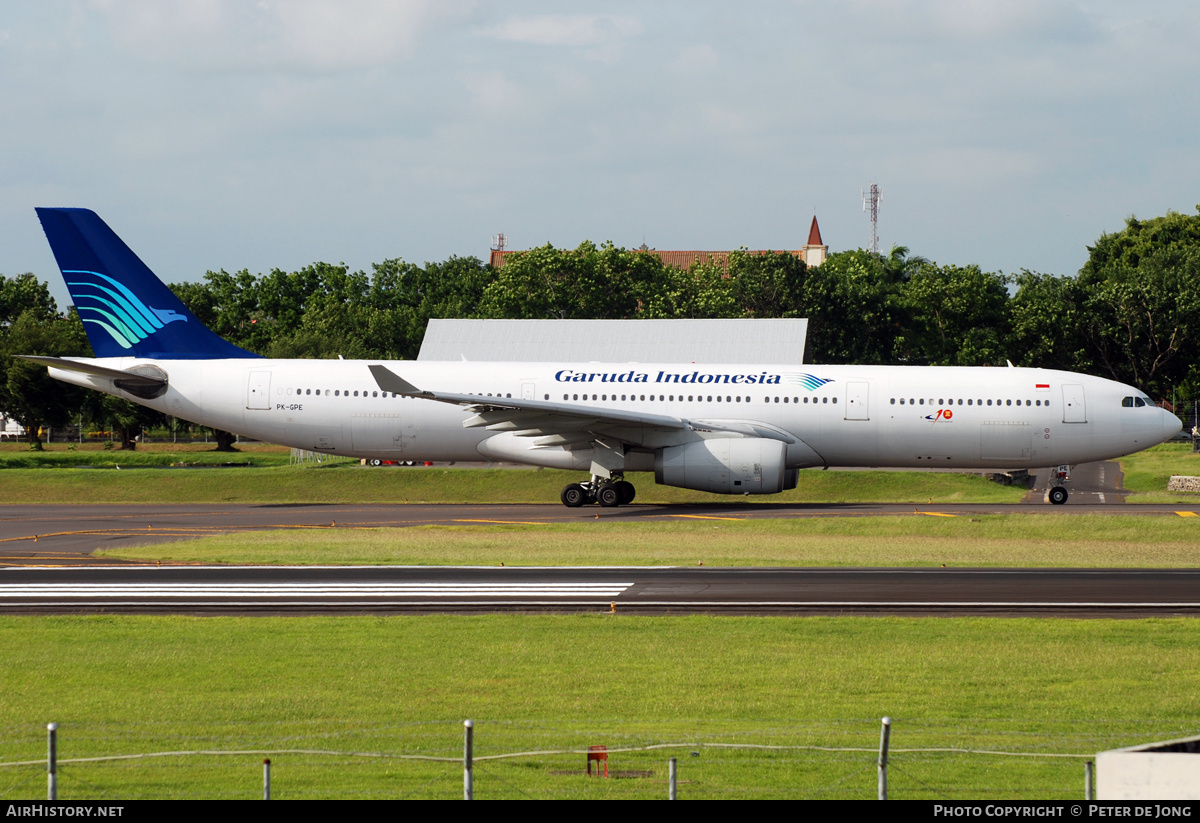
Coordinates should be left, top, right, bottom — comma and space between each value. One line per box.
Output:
247, 371, 271, 410
522, 383, 535, 400
845, 382, 869, 420
1062, 384, 1087, 423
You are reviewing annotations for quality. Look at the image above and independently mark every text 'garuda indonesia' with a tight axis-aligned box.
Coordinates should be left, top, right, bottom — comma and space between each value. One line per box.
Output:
554, 369, 832, 386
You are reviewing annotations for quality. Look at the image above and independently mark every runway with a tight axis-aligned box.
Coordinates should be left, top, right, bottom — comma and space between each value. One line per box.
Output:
3, 565, 1199, 616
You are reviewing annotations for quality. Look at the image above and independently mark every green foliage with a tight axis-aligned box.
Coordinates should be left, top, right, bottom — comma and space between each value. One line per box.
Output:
1076, 208, 1200, 398
1007, 270, 1089, 371
0, 273, 58, 322
477, 241, 666, 319
803, 249, 903, 364
639, 259, 739, 318
894, 263, 1010, 366
0, 286, 90, 448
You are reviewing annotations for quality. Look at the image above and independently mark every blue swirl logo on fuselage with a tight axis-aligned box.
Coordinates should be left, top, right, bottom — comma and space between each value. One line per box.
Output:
781, 373, 835, 391
65, 269, 187, 350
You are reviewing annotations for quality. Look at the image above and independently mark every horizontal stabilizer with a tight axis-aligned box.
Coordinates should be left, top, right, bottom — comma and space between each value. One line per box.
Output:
17, 356, 169, 399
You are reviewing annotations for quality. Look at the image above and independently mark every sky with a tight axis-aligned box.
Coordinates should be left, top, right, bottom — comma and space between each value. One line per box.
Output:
3, 1, 1199, 309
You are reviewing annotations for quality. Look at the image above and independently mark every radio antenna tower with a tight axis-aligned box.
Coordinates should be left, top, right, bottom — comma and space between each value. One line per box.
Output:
861, 182, 882, 255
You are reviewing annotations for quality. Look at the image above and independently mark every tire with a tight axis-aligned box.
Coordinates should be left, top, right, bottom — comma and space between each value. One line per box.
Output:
597, 485, 621, 507
614, 480, 636, 505
561, 483, 587, 508
1049, 487, 1068, 505
369, 459, 382, 466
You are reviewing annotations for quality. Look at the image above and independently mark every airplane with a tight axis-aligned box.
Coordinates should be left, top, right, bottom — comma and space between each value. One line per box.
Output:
22, 208, 1182, 507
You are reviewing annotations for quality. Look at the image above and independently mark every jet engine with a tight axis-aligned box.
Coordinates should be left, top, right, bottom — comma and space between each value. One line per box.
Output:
655, 437, 789, 494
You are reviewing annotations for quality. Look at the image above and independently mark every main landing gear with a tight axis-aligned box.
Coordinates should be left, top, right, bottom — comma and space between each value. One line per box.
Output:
560, 475, 637, 508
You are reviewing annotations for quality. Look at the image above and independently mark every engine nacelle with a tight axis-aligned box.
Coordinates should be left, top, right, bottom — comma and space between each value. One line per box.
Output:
655, 437, 788, 494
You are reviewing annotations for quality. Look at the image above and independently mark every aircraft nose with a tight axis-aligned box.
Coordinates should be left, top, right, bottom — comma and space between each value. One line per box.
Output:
1164, 408, 1183, 442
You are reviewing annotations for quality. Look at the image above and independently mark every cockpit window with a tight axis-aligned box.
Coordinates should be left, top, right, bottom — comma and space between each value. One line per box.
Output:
1134, 397, 1146, 407
1122, 396, 1133, 407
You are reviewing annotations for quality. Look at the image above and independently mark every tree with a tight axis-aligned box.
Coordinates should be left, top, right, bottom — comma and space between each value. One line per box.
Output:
726, 249, 808, 318
0, 308, 89, 449
801, 250, 903, 364
893, 262, 1010, 366
1007, 270, 1089, 372
477, 242, 666, 320
1076, 208, 1200, 399
637, 259, 738, 319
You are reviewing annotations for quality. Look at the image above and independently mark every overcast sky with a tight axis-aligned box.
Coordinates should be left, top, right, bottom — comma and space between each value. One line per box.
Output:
4, 1, 1199, 308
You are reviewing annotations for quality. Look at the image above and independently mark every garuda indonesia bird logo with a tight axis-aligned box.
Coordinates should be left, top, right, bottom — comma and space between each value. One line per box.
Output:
66, 270, 187, 349
781, 373, 835, 391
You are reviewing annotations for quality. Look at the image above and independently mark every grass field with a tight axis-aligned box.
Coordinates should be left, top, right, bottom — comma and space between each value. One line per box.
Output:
2, 615, 1197, 800
100, 513, 1200, 567
1117, 442, 1200, 502
0, 441, 298, 468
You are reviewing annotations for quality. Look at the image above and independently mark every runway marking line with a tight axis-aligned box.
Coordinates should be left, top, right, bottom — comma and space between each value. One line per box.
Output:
1176, 511, 1198, 517
667, 514, 746, 522
918, 512, 958, 518
0, 523, 383, 545
453, 519, 551, 526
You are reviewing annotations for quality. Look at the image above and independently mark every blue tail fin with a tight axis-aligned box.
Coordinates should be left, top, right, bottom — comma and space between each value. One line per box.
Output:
35, 208, 259, 360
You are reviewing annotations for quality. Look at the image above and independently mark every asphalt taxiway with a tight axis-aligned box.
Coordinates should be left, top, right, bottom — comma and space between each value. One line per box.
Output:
2, 498, 1197, 566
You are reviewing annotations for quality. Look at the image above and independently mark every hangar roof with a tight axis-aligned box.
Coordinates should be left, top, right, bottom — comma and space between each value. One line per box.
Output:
417, 318, 809, 365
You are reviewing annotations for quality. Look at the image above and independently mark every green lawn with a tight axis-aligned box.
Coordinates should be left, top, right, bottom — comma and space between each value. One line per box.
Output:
0, 441, 296, 469
100, 514, 1200, 568
1119, 442, 1200, 502
1, 615, 1196, 799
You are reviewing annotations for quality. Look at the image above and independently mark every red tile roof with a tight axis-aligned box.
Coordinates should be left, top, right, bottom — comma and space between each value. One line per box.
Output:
489, 248, 804, 271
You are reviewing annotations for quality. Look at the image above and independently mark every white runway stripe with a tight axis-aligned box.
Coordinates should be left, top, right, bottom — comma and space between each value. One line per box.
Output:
0, 582, 632, 599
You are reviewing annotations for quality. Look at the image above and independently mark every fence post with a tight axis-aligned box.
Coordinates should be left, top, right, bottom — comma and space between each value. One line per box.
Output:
263, 758, 271, 800
1085, 760, 1094, 800
464, 720, 473, 800
878, 716, 891, 800
669, 756, 677, 799
47, 723, 57, 801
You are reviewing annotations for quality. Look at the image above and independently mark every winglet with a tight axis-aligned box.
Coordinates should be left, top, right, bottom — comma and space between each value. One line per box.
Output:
369, 365, 428, 396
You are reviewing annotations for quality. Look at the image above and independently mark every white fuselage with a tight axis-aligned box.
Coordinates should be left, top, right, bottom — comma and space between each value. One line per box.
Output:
48, 358, 1181, 474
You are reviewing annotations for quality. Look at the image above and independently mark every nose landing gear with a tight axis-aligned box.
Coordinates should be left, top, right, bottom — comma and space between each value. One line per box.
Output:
560, 475, 637, 507
1048, 464, 1070, 505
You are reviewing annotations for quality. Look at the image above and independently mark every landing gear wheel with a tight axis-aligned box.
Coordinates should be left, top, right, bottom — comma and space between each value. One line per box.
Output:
614, 480, 636, 505
561, 483, 587, 508
1049, 487, 1068, 505
597, 484, 621, 507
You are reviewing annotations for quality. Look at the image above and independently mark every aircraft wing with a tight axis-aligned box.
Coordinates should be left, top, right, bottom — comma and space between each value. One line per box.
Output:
369, 365, 795, 447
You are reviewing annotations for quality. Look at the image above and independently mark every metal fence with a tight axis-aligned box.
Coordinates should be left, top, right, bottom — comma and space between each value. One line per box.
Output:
0, 720, 1105, 801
